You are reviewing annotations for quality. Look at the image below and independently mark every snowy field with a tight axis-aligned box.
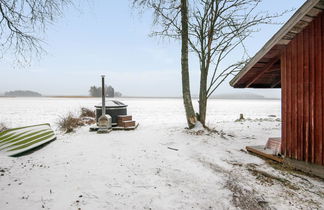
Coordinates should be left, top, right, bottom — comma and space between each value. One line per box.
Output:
0, 97, 323, 210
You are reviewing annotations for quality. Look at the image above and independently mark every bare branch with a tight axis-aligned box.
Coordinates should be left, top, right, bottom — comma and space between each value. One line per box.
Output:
133, 0, 290, 124
0, 0, 71, 64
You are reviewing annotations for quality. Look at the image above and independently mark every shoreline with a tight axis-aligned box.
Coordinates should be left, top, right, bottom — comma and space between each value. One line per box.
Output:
0, 96, 281, 100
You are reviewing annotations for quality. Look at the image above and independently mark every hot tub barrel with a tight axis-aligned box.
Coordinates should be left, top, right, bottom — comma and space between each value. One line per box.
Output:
95, 100, 127, 126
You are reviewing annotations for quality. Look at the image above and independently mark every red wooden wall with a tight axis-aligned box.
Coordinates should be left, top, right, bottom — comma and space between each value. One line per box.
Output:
281, 11, 324, 165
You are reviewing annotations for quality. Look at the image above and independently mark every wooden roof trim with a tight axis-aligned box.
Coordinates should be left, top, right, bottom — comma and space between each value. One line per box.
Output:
246, 57, 280, 87
271, 79, 281, 88
230, 0, 322, 87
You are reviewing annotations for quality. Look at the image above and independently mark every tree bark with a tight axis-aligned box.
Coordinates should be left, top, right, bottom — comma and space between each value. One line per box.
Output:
181, 0, 196, 128
199, 64, 208, 126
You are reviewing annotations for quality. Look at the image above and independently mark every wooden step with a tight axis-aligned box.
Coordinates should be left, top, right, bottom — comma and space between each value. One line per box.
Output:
265, 137, 281, 155
117, 115, 132, 126
122, 120, 135, 128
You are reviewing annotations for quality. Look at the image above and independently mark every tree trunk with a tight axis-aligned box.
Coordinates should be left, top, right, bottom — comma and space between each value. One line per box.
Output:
199, 66, 208, 126
181, 0, 196, 128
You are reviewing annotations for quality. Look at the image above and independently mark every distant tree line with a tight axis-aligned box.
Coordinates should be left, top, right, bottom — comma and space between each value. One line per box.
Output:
89, 85, 122, 97
5, 90, 42, 97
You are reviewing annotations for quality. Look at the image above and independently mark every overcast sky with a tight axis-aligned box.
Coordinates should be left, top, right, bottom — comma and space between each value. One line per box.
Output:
0, 0, 306, 97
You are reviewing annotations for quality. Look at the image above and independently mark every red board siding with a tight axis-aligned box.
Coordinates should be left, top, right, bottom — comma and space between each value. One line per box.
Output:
281, 12, 324, 165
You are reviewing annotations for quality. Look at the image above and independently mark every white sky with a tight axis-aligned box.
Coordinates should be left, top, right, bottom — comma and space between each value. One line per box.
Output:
0, 0, 306, 98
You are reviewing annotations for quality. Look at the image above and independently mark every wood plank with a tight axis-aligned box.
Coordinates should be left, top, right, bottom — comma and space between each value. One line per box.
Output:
281, 50, 287, 155
322, 12, 324, 165
316, 1, 324, 9
287, 43, 292, 158
289, 45, 292, 158
302, 15, 315, 22
291, 38, 298, 160
246, 57, 280, 87
291, 25, 305, 34
271, 79, 281, 88
258, 58, 273, 63
278, 39, 291, 45
314, 13, 323, 165
265, 137, 282, 155
310, 20, 316, 163
285, 48, 289, 157
283, 32, 297, 40
246, 146, 283, 163
307, 8, 323, 17
297, 31, 304, 161
303, 26, 310, 162
253, 63, 267, 68
112, 123, 139, 131
263, 49, 283, 58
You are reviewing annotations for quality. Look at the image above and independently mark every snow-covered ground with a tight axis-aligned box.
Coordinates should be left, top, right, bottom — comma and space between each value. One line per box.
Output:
0, 97, 323, 210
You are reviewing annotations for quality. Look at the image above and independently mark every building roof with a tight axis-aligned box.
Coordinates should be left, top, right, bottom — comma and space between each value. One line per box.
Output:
230, 0, 324, 88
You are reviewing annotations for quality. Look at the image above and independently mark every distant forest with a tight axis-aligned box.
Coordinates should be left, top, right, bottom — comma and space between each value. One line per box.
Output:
89, 85, 122, 97
5, 90, 42, 97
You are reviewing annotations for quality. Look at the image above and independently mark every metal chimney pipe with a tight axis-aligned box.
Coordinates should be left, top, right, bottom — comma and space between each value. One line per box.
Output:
97, 74, 111, 133
101, 75, 105, 117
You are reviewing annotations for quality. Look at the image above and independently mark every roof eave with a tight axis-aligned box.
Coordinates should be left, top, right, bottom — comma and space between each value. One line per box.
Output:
230, 0, 322, 88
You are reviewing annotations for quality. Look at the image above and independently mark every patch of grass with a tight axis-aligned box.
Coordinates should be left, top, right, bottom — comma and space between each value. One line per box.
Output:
79, 107, 95, 118
198, 158, 270, 209
79, 107, 96, 125
234, 117, 281, 123
58, 113, 84, 133
265, 159, 318, 179
198, 158, 227, 174
225, 179, 270, 210
185, 126, 231, 139
253, 157, 324, 182
246, 164, 300, 191
58, 108, 96, 133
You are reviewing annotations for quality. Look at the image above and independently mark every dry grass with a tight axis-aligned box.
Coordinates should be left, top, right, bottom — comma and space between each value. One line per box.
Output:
58, 108, 96, 133
246, 164, 300, 190
58, 113, 84, 133
197, 158, 270, 209
186, 126, 232, 139
80, 107, 95, 118
225, 179, 271, 210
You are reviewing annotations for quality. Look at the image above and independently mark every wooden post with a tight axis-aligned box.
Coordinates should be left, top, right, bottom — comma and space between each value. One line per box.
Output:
101, 75, 105, 117
239, 114, 245, 121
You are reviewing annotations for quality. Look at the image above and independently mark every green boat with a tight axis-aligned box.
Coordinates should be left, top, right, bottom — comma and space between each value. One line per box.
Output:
0, 123, 56, 156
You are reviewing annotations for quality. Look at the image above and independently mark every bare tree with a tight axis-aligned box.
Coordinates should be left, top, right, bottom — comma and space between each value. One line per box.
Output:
134, 0, 286, 127
134, 0, 197, 128
189, 0, 288, 125
181, 0, 197, 128
0, 0, 71, 64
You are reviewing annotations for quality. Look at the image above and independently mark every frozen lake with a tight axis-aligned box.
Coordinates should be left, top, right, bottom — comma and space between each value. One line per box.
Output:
0, 97, 281, 129
1, 97, 323, 210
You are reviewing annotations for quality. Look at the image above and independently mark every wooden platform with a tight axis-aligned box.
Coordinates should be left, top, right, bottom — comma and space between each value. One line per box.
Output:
246, 145, 283, 163
89, 123, 139, 132
112, 123, 139, 131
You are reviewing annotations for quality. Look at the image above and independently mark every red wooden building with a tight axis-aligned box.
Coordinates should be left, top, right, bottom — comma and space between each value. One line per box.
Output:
230, 0, 324, 166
